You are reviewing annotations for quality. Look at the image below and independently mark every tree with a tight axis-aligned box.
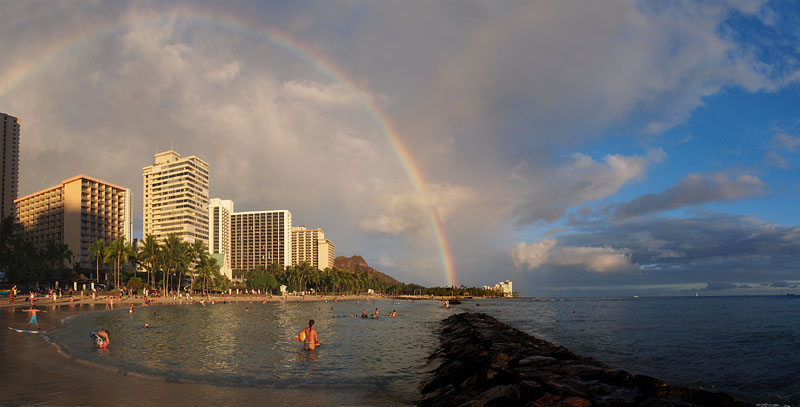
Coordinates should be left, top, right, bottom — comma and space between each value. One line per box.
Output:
137, 235, 160, 288
87, 240, 108, 284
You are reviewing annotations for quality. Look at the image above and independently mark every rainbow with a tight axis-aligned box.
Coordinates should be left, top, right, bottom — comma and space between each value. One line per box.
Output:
0, 6, 458, 286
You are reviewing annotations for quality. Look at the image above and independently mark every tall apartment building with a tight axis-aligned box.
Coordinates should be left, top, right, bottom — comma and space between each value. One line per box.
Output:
291, 226, 335, 270
229, 209, 292, 271
142, 150, 209, 245
14, 174, 132, 271
1, 113, 20, 219
209, 198, 234, 279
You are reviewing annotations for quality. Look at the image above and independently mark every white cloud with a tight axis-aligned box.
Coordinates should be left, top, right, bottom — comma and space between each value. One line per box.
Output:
280, 80, 361, 107
359, 182, 475, 234
512, 239, 636, 274
512, 152, 651, 224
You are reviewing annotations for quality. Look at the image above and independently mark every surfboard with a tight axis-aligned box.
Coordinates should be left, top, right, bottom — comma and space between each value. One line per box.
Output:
8, 327, 44, 334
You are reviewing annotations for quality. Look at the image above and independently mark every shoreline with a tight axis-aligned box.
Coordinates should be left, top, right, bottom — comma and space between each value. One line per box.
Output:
1, 296, 420, 406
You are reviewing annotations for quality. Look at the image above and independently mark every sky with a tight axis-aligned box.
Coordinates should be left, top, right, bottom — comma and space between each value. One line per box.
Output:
2, 0, 799, 296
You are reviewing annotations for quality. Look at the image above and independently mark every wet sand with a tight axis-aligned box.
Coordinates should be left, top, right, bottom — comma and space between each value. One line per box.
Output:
1, 296, 414, 406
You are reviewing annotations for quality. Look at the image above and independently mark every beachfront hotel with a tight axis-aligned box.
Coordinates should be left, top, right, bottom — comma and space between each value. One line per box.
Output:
291, 226, 335, 270
1, 112, 20, 220
14, 174, 132, 272
208, 198, 234, 279
484, 280, 514, 297
142, 150, 209, 245
229, 210, 293, 270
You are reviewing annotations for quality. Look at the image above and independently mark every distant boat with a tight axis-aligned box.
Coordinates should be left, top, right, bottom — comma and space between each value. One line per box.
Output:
633, 296, 639, 298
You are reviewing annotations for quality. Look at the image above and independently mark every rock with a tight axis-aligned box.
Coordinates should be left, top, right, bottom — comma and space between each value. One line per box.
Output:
479, 384, 521, 405
557, 397, 592, 407
518, 356, 557, 367
532, 393, 562, 407
518, 380, 545, 400
557, 364, 607, 380
418, 314, 750, 407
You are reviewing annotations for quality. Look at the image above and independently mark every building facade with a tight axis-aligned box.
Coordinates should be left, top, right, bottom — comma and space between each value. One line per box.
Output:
291, 226, 335, 270
229, 210, 292, 271
209, 198, 234, 279
483, 280, 514, 297
1, 113, 20, 220
14, 174, 132, 270
142, 150, 209, 245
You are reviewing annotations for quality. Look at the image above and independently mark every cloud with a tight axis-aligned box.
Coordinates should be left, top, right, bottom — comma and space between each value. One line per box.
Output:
359, 182, 475, 234
704, 282, 738, 290
512, 239, 636, 274
512, 152, 652, 225
772, 133, 800, 152
558, 213, 800, 284
611, 173, 765, 221
280, 80, 361, 107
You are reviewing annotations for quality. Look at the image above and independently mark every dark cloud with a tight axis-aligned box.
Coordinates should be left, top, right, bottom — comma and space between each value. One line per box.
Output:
560, 213, 800, 285
611, 174, 765, 221
704, 282, 738, 290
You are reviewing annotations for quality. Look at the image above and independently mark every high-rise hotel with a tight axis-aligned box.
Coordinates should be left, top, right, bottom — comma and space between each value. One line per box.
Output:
209, 198, 234, 279
142, 150, 209, 244
230, 210, 292, 270
209, 198, 295, 272
1, 113, 20, 219
14, 175, 132, 272
291, 226, 335, 270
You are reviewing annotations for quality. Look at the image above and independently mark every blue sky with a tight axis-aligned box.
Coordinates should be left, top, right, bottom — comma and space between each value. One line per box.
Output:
1, 1, 799, 295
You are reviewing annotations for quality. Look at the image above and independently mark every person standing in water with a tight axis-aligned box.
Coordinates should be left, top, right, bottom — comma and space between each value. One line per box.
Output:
22, 305, 46, 330
298, 320, 320, 350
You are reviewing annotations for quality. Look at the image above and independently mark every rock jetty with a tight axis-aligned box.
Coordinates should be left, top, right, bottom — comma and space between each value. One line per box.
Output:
419, 313, 753, 407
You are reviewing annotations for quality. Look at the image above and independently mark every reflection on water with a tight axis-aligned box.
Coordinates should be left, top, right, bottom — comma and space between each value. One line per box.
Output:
48, 299, 449, 402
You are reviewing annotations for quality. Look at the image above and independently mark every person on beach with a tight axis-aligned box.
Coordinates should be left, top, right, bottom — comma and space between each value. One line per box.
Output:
22, 306, 46, 330
298, 320, 320, 350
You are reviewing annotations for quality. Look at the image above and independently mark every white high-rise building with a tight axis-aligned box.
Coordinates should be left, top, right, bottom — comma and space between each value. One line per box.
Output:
142, 150, 209, 244
291, 226, 335, 270
209, 198, 234, 279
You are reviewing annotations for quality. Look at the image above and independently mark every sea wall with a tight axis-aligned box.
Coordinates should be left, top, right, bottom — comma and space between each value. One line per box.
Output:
419, 313, 753, 407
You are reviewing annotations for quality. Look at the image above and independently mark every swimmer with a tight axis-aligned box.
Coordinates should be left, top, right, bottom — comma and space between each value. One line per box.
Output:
22, 305, 47, 330
129, 304, 135, 313
390, 310, 397, 317
374, 308, 379, 318
361, 309, 368, 319
297, 320, 321, 350
91, 329, 111, 348
144, 323, 149, 329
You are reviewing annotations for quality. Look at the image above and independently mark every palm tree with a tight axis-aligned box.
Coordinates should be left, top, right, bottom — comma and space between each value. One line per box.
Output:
137, 235, 159, 288
104, 237, 127, 289
189, 240, 207, 293
87, 240, 107, 284
161, 234, 183, 294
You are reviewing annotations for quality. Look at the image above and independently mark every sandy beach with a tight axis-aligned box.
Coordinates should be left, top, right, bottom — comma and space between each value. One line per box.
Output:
1, 293, 420, 406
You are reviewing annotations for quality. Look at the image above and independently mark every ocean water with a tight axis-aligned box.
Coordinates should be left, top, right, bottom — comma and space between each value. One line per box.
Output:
46, 296, 800, 405
476, 296, 800, 406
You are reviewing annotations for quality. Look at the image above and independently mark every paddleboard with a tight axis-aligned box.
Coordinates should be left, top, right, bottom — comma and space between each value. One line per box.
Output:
8, 327, 44, 334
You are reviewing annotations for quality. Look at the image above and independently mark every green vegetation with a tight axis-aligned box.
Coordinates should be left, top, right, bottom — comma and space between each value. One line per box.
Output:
235, 261, 502, 298
2, 215, 500, 297
0, 216, 76, 289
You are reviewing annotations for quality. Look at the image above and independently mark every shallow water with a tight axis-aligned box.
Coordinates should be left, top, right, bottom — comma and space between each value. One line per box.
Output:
8, 295, 800, 406
47, 299, 446, 403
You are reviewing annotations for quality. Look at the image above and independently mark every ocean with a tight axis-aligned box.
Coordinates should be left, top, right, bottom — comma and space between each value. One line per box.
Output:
45, 296, 800, 405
